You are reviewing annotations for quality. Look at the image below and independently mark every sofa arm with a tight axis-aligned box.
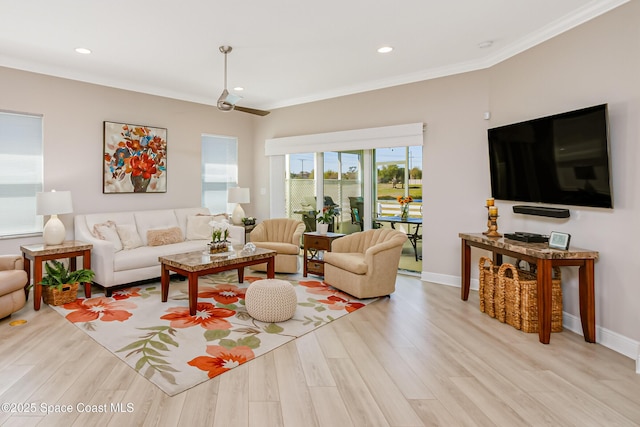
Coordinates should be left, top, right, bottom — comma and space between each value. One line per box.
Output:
74, 215, 115, 287
0, 254, 23, 271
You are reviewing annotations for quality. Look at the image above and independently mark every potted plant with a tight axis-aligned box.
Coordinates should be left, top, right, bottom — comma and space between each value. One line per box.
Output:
316, 205, 338, 234
39, 260, 95, 306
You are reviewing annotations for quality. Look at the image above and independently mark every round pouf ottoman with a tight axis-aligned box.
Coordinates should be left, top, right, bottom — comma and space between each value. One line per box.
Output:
245, 279, 297, 322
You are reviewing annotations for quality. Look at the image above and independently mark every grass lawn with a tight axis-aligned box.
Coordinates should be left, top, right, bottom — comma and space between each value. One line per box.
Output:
377, 183, 422, 200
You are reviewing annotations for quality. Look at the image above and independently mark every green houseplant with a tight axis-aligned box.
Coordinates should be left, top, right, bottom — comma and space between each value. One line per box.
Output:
39, 260, 95, 305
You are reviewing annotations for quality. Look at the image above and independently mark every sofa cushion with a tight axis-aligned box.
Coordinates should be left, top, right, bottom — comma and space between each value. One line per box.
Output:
147, 227, 184, 246
186, 215, 212, 240
113, 240, 207, 272
92, 220, 123, 252
323, 252, 368, 275
185, 214, 228, 240
252, 241, 300, 255
134, 210, 180, 245
116, 224, 144, 250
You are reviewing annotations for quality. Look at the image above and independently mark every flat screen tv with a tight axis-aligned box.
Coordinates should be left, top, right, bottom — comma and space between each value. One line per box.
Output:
488, 104, 613, 209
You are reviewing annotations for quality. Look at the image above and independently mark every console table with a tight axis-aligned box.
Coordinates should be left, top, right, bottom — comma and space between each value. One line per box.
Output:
459, 233, 599, 344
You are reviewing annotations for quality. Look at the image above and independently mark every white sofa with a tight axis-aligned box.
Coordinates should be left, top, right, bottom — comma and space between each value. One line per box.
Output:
74, 207, 244, 296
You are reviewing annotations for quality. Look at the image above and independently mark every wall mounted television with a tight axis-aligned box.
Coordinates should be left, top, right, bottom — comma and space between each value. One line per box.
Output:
488, 104, 613, 209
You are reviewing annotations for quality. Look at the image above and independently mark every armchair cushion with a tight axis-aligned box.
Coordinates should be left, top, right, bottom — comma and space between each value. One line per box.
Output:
322, 252, 367, 275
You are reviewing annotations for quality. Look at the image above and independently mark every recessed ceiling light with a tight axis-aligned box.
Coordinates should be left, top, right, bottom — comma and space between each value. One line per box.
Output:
75, 47, 92, 55
233, 86, 244, 91
377, 46, 393, 54
478, 41, 493, 49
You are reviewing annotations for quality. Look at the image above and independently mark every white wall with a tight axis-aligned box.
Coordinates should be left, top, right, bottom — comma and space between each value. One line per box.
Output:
252, 1, 640, 353
0, 66, 256, 253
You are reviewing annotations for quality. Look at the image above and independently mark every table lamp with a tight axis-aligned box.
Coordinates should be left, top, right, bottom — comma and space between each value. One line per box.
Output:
36, 190, 73, 245
227, 187, 250, 225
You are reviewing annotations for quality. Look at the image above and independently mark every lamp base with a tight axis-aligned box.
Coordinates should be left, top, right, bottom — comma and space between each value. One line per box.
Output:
231, 204, 245, 225
43, 215, 66, 245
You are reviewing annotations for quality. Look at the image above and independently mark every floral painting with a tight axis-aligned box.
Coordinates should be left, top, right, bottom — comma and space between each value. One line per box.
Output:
103, 121, 167, 193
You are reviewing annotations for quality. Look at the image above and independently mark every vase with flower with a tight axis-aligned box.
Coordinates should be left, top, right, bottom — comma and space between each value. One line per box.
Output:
316, 205, 338, 234
209, 220, 230, 253
397, 195, 413, 220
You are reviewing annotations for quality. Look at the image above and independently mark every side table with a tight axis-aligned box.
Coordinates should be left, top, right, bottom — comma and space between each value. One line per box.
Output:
21, 240, 93, 310
303, 232, 345, 277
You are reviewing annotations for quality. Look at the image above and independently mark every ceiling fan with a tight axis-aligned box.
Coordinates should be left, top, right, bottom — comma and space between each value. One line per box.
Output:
217, 46, 270, 116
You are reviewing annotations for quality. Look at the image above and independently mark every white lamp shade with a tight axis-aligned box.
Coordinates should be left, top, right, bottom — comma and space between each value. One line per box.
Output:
36, 190, 73, 215
227, 187, 250, 204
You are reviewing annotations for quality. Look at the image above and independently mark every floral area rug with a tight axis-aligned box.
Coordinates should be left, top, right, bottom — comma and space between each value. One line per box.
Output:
49, 272, 377, 396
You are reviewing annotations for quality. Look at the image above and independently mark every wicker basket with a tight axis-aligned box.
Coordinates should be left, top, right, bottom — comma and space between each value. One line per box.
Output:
478, 256, 500, 318
496, 263, 563, 333
42, 282, 79, 306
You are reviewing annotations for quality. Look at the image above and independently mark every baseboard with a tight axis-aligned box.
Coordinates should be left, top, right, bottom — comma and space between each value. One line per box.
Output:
421, 271, 479, 290
422, 270, 639, 365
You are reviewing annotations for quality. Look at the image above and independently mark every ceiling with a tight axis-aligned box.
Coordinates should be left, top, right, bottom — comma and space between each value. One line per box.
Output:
0, 0, 628, 111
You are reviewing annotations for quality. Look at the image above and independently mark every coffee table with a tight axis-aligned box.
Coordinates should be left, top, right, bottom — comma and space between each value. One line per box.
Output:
160, 247, 276, 315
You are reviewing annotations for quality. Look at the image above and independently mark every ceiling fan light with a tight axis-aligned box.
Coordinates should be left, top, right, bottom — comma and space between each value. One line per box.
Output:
225, 93, 243, 106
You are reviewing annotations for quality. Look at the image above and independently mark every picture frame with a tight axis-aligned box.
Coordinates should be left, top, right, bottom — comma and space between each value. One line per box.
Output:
548, 231, 571, 250
103, 121, 167, 193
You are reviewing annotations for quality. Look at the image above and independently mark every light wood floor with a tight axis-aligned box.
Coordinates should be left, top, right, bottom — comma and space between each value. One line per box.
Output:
1, 274, 639, 426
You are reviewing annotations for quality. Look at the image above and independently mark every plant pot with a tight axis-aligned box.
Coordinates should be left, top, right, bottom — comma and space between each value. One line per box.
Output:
209, 241, 229, 254
42, 283, 79, 306
317, 223, 329, 234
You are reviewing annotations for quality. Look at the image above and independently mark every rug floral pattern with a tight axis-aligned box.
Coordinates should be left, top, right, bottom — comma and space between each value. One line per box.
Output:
50, 272, 375, 396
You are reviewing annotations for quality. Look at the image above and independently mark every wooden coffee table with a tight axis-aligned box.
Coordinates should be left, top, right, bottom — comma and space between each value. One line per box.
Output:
160, 248, 276, 315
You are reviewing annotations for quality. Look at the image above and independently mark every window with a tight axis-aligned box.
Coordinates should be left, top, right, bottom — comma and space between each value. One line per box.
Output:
201, 135, 237, 214
0, 111, 43, 237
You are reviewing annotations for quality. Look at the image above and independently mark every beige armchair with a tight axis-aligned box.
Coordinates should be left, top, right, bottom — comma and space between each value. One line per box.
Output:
323, 228, 407, 298
0, 254, 28, 319
249, 218, 305, 273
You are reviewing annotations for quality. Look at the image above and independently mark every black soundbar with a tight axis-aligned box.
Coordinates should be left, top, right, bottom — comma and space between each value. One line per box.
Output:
512, 205, 570, 218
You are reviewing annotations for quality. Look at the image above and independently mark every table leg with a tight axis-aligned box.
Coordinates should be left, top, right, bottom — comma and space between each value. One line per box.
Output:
303, 244, 308, 277
267, 257, 275, 279
33, 256, 43, 310
461, 239, 471, 300
238, 267, 245, 283
83, 250, 92, 298
536, 260, 552, 344
188, 272, 199, 316
161, 264, 170, 302
23, 255, 31, 300
579, 259, 596, 343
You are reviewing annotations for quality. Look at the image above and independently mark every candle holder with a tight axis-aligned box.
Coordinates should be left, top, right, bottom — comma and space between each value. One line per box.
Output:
483, 205, 501, 237
486, 211, 502, 237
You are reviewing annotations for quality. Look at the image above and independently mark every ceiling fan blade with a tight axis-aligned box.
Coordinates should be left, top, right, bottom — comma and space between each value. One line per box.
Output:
233, 105, 271, 116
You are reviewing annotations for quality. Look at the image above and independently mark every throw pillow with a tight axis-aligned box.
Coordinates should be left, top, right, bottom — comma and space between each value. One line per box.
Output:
186, 215, 214, 240
116, 224, 143, 250
147, 227, 184, 246
92, 220, 123, 252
